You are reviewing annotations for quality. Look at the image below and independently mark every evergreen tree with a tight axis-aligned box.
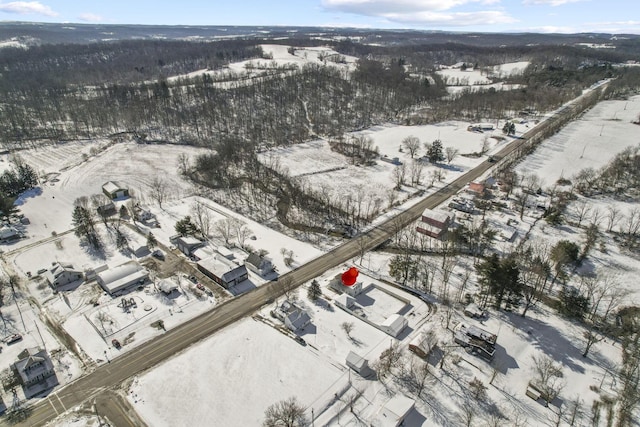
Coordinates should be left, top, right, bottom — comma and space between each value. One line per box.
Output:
175, 215, 198, 236
72, 205, 101, 249
146, 232, 157, 250
427, 139, 445, 163
307, 279, 322, 301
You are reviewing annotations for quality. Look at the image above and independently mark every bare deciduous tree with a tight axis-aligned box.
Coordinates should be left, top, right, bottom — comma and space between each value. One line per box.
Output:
402, 135, 420, 158
572, 199, 592, 228
262, 397, 307, 427
445, 146, 459, 164
606, 205, 621, 232
340, 321, 354, 339
392, 163, 406, 190
531, 354, 565, 406
148, 176, 168, 209
191, 201, 212, 239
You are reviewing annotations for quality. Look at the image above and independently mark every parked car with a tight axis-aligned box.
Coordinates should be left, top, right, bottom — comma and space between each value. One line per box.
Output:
152, 249, 165, 260
5, 334, 22, 345
112, 338, 121, 349
188, 276, 198, 284
196, 283, 205, 291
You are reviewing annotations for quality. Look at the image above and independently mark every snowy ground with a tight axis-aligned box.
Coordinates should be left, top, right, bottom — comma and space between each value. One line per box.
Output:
516, 95, 640, 185
128, 270, 433, 426
260, 119, 525, 214
167, 43, 358, 85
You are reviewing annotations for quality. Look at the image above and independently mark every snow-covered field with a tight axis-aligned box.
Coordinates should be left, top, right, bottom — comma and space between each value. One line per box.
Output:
260, 120, 523, 212
516, 95, 640, 185
167, 43, 358, 85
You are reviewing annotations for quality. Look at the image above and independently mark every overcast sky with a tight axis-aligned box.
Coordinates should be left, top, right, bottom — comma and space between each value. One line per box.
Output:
0, 0, 638, 34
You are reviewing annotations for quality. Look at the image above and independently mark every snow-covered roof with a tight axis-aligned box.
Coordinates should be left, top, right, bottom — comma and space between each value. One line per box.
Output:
380, 314, 408, 336
346, 351, 368, 370
334, 293, 355, 309
420, 208, 453, 224
376, 395, 415, 427
97, 261, 148, 294
409, 331, 432, 352
102, 181, 125, 194
0, 226, 19, 239
197, 256, 247, 283
158, 279, 178, 293
286, 309, 310, 331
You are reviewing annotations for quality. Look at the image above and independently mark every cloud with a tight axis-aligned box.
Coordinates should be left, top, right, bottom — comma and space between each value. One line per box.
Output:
522, 0, 584, 6
322, 0, 501, 15
0, 1, 57, 16
385, 10, 517, 26
321, 0, 514, 27
78, 12, 103, 23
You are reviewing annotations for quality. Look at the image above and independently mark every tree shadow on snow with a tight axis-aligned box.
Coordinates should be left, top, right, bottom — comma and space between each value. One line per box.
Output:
501, 311, 589, 374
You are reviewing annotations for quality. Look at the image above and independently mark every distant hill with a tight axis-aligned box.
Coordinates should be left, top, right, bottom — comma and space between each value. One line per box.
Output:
0, 21, 635, 48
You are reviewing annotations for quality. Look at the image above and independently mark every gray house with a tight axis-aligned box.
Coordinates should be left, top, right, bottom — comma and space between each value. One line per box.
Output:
170, 235, 204, 256
197, 256, 248, 289
245, 253, 274, 276
13, 348, 58, 398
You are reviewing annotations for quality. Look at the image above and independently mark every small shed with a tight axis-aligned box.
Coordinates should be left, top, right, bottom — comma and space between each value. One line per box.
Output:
409, 331, 434, 358
463, 303, 486, 319
380, 314, 408, 337
334, 294, 356, 310
377, 395, 415, 427
346, 351, 372, 377
102, 181, 129, 200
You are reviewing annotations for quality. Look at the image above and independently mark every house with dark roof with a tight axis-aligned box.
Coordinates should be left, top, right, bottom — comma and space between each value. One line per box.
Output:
245, 253, 274, 276
197, 256, 248, 289
170, 235, 205, 256
13, 348, 58, 398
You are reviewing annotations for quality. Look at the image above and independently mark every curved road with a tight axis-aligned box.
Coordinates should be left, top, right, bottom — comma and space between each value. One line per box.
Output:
4, 83, 607, 427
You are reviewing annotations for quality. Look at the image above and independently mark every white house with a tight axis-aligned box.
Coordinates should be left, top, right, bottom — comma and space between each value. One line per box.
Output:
274, 300, 311, 332
380, 314, 408, 337
97, 261, 148, 295
44, 262, 83, 289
